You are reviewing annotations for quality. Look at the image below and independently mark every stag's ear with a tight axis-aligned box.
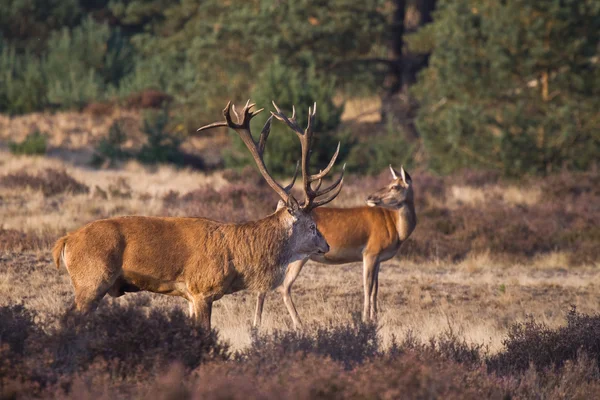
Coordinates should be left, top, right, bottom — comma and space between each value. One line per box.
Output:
286, 195, 300, 215
400, 166, 412, 185
276, 199, 286, 211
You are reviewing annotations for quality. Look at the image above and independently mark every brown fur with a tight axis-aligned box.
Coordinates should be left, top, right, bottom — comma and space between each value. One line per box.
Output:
53, 236, 67, 269
53, 200, 329, 330
254, 166, 417, 328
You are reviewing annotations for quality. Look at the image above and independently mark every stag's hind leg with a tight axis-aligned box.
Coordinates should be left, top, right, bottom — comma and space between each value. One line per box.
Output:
72, 273, 119, 313
66, 259, 121, 314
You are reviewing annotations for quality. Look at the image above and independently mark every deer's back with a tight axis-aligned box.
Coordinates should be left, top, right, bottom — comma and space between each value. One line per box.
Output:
64, 216, 231, 291
311, 207, 399, 263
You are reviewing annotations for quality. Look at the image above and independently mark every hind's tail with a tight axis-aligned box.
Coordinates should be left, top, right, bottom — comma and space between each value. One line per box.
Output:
52, 236, 68, 269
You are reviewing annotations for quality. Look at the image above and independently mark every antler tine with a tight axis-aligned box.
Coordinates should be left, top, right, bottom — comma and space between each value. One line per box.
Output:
271, 101, 304, 136
311, 176, 345, 208
198, 101, 291, 204
270, 101, 344, 211
313, 163, 345, 197
231, 103, 240, 123
311, 169, 323, 192
197, 101, 233, 132
257, 115, 273, 157
283, 160, 300, 192
309, 142, 340, 182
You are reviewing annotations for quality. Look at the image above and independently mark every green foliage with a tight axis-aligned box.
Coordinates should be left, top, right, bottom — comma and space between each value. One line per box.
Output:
411, 0, 600, 176
0, 0, 82, 52
0, 42, 48, 114
9, 131, 48, 156
92, 120, 130, 167
45, 17, 134, 109
137, 108, 184, 165
224, 60, 348, 176
0, 18, 135, 113
130, 0, 388, 122
346, 117, 416, 175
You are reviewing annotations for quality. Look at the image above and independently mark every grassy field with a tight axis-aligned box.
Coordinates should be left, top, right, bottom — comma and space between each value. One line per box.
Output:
2, 140, 600, 397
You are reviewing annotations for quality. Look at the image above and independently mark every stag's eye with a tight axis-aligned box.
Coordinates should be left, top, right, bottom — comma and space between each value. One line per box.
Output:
310, 224, 316, 231
392, 185, 401, 191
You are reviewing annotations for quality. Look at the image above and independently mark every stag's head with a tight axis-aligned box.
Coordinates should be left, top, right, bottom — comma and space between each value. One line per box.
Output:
366, 165, 413, 209
197, 100, 344, 257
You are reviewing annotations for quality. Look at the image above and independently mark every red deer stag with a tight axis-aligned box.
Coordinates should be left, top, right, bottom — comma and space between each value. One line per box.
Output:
52, 100, 344, 330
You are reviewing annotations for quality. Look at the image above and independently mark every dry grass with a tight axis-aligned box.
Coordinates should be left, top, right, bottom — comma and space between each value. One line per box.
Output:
1, 152, 599, 353
2, 151, 600, 398
2, 249, 600, 355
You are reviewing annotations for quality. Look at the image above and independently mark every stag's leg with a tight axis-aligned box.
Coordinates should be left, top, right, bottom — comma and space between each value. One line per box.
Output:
188, 300, 196, 318
191, 295, 213, 331
362, 254, 379, 322
253, 292, 266, 328
370, 261, 381, 321
71, 268, 119, 313
280, 259, 308, 329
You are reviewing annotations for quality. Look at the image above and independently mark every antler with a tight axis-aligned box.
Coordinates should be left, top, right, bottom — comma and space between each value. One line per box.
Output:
271, 102, 345, 211
197, 100, 299, 204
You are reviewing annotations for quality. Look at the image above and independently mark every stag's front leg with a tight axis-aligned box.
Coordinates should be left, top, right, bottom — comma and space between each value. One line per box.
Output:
191, 295, 213, 332
280, 258, 308, 329
253, 292, 266, 328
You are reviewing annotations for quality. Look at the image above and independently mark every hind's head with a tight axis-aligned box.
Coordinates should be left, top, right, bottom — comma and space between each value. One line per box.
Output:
366, 165, 413, 209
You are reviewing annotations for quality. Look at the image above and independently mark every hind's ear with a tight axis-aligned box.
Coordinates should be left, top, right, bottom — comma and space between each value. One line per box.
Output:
400, 166, 412, 185
389, 164, 398, 180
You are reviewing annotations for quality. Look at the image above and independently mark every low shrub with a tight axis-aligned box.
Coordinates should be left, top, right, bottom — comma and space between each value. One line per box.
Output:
240, 321, 380, 369
164, 183, 278, 222
0, 228, 56, 252
488, 307, 600, 375
91, 119, 130, 167
0, 168, 89, 197
8, 130, 47, 155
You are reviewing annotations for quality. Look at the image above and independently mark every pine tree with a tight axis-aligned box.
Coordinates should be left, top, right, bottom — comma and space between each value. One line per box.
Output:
410, 0, 600, 175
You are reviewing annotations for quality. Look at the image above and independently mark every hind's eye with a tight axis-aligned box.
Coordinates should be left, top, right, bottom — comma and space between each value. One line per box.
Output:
310, 224, 316, 231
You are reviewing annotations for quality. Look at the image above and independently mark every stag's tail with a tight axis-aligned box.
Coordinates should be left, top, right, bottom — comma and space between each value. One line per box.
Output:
52, 236, 68, 269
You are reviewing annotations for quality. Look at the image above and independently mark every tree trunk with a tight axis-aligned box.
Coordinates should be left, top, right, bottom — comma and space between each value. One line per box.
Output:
381, 0, 437, 140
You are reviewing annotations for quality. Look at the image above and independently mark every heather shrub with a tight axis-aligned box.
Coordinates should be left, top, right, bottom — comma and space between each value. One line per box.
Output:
0, 228, 56, 252
164, 183, 278, 222
240, 321, 379, 369
488, 307, 600, 375
8, 130, 47, 155
395, 328, 485, 368
0, 304, 39, 357
49, 301, 229, 374
0, 168, 89, 197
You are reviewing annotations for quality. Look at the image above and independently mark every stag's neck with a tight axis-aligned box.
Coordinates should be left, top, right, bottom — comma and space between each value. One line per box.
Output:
223, 209, 296, 292
394, 200, 416, 242
231, 209, 295, 266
